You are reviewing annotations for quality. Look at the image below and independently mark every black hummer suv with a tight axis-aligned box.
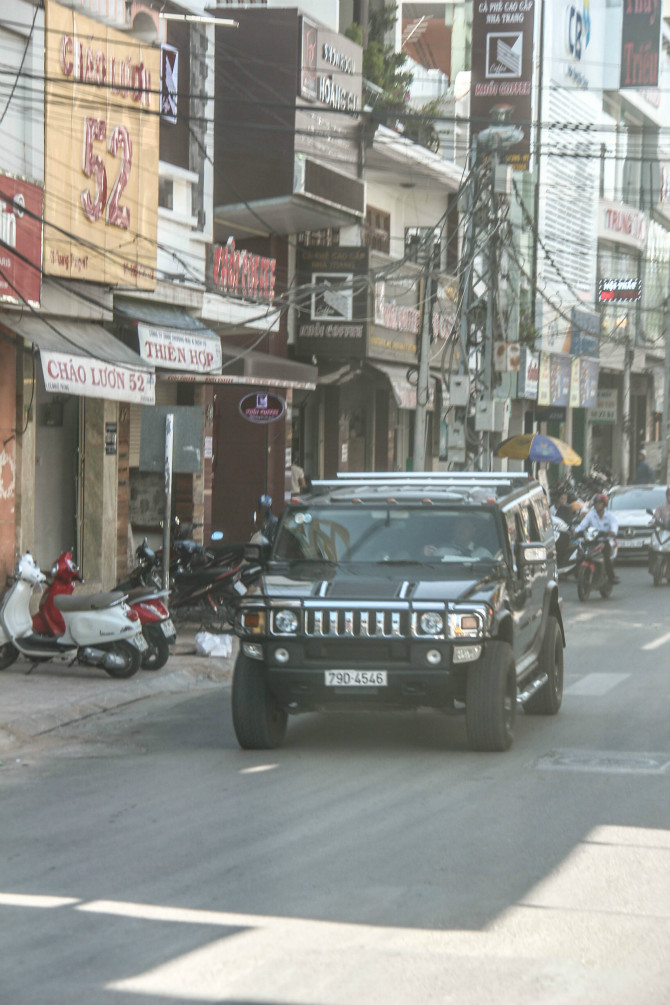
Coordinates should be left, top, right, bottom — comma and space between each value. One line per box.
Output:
232, 472, 565, 752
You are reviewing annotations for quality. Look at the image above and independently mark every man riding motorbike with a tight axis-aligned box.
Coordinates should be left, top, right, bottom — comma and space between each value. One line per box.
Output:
575, 493, 619, 584
652, 486, 670, 524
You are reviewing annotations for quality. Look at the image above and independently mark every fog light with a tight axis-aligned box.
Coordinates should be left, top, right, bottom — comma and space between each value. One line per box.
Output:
453, 645, 482, 664
426, 648, 442, 666
242, 642, 264, 660
274, 647, 290, 664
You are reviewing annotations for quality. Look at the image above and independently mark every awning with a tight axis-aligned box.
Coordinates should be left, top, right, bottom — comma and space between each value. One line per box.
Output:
114, 299, 223, 375
3, 316, 155, 405
163, 348, 318, 391
367, 360, 437, 411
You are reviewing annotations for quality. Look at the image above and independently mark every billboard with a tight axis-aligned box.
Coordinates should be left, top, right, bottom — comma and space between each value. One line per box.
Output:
620, 0, 661, 88
470, 0, 535, 171
43, 1, 159, 289
0, 174, 43, 307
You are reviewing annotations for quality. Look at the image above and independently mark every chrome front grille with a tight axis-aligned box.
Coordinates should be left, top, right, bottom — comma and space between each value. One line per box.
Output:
304, 604, 408, 639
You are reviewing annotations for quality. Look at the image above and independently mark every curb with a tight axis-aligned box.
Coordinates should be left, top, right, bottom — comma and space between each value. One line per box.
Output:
0, 636, 237, 748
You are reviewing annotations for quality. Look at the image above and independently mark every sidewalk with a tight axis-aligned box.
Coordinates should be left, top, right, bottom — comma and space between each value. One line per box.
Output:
0, 630, 238, 750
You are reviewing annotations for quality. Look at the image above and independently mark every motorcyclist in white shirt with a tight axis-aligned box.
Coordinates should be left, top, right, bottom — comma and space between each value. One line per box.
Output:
576, 493, 619, 584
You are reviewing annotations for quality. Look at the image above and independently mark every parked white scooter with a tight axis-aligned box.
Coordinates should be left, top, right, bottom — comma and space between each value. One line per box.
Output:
0, 552, 147, 677
647, 510, 670, 587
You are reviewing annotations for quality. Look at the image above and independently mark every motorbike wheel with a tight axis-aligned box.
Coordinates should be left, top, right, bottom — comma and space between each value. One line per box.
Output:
0, 642, 19, 670
577, 564, 592, 601
653, 557, 664, 587
599, 578, 613, 599
102, 640, 141, 678
141, 626, 170, 671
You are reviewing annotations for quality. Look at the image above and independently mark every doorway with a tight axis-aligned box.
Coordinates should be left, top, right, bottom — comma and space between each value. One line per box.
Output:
34, 368, 80, 569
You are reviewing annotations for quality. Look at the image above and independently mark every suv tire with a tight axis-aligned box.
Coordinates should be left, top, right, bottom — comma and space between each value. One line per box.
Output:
232, 652, 288, 749
524, 615, 563, 715
465, 641, 516, 752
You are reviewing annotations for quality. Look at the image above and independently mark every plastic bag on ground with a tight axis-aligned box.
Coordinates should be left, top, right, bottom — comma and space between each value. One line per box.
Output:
194, 631, 233, 658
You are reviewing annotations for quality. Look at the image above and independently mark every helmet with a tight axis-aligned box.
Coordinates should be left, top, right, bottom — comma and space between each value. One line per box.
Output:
594, 493, 608, 506
258, 493, 272, 510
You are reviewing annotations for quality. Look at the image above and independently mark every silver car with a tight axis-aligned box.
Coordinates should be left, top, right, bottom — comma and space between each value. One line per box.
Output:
608, 484, 667, 558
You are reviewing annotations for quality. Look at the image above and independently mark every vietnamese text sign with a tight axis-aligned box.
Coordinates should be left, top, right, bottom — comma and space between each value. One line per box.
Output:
44, 1, 159, 288
137, 324, 222, 374
41, 350, 155, 404
470, 0, 535, 171
589, 388, 617, 423
239, 392, 285, 424
620, 0, 661, 88
0, 174, 43, 307
598, 278, 641, 304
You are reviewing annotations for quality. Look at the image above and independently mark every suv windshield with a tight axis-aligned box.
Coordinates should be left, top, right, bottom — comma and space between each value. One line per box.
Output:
273, 505, 503, 564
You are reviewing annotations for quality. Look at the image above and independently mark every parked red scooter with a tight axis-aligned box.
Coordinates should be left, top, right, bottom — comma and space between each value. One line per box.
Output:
36, 551, 175, 671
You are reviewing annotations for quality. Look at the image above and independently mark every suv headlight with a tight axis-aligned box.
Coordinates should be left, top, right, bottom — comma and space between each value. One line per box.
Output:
447, 611, 484, 639
238, 608, 267, 636
273, 608, 300, 634
419, 611, 445, 635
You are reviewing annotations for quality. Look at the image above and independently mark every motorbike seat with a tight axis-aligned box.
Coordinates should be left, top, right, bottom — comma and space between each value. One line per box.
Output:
54, 590, 127, 612
123, 587, 170, 602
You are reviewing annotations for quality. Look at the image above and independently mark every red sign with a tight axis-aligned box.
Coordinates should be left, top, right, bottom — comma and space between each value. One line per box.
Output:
210, 239, 276, 303
0, 174, 42, 307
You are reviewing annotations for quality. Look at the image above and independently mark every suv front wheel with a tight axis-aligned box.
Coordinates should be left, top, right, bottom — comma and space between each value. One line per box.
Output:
232, 653, 288, 749
465, 641, 516, 752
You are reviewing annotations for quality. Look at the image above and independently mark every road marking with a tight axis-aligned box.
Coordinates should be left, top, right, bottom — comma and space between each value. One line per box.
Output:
537, 750, 670, 774
642, 630, 670, 651
563, 673, 630, 696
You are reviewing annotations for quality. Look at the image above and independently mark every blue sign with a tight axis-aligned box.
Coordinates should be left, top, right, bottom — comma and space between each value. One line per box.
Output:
571, 306, 600, 357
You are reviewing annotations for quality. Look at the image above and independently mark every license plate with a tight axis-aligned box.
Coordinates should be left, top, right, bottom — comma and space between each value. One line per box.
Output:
619, 538, 645, 548
160, 618, 175, 637
325, 670, 387, 687
132, 633, 149, 651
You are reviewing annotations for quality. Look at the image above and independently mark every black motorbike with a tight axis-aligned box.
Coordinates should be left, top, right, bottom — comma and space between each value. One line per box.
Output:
575, 528, 617, 601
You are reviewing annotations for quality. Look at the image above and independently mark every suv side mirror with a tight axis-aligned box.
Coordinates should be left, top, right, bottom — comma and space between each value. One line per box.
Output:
517, 542, 547, 567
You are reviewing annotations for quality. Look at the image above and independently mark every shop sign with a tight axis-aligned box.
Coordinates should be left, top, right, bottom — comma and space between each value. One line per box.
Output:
239, 391, 285, 424
598, 278, 641, 304
41, 350, 155, 405
550, 0, 607, 91
43, 1, 159, 288
0, 174, 42, 307
549, 354, 572, 406
493, 341, 521, 373
620, 0, 661, 88
598, 200, 647, 249
137, 324, 222, 373
210, 239, 276, 303
589, 388, 617, 423
470, 0, 535, 171
570, 305, 600, 357
296, 245, 368, 358
299, 19, 360, 113
517, 347, 539, 399
537, 352, 551, 405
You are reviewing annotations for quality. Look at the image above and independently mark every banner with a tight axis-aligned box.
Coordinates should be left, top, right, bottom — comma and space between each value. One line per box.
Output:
620, 0, 661, 88
470, 0, 535, 171
43, 1, 159, 288
0, 174, 42, 307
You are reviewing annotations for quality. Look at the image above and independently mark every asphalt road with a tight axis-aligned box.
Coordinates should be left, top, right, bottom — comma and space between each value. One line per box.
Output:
1, 563, 669, 1005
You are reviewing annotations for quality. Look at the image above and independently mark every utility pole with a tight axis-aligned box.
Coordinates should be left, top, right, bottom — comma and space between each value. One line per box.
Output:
412, 259, 434, 471
663, 294, 670, 481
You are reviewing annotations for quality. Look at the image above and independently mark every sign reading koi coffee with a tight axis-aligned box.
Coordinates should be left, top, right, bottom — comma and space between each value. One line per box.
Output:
41, 350, 155, 405
238, 392, 285, 424
43, 1, 159, 288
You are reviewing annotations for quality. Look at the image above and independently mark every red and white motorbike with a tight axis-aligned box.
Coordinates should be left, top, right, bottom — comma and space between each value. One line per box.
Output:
0, 551, 147, 677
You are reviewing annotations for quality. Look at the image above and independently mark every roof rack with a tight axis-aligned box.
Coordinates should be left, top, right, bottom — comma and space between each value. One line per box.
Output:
310, 471, 530, 493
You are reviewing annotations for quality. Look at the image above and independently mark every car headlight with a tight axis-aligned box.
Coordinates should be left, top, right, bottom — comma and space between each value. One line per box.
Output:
273, 608, 299, 634
419, 611, 445, 635
447, 611, 484, 639
238, 608, 267, 636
